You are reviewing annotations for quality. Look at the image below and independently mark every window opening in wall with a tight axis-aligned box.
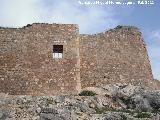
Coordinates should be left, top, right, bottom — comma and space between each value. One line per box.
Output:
53, 45, 63, 58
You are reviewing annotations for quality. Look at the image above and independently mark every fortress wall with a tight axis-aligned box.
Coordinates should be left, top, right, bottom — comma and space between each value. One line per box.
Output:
153, 79, 160, 90
80, 26, 154, 89
0, 24, 157, 95
0, 23, 80, 95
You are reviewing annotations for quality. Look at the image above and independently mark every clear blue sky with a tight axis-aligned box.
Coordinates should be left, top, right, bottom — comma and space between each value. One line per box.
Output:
0, 0, 159, 80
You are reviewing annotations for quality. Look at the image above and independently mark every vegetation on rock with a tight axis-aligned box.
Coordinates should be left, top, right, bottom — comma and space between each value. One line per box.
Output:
79, 90, 97, 96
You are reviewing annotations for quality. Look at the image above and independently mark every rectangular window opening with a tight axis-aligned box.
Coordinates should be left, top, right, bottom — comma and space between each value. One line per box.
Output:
53, 45, 63, 58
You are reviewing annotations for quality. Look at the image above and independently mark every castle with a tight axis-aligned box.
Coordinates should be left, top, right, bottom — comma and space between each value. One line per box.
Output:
0, 23, 159, 95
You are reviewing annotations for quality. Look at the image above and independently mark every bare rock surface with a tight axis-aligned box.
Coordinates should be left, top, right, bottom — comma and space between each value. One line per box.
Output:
0, 83, 160, 120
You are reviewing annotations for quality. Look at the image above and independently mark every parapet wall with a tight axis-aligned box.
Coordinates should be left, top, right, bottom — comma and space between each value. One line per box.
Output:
80, 26, 154, 89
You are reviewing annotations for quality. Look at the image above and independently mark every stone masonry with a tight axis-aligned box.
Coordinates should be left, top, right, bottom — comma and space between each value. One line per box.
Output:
0, 23, 159, 95
80, 26, 154, 89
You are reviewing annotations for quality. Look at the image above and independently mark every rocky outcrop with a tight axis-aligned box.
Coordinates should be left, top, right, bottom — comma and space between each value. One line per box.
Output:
0, 83, 160, 120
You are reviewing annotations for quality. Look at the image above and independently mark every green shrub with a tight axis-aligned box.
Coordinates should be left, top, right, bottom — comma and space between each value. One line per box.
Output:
116, 109, 132, 114
95, 107, 109, 114
79, 90, 97, 96
120, 114, 127, 120
150, 102, 160, 113
26, 24, 32, 27
119, 97, 131, 105
134, 112, 151, 118
116, 25, 123, 29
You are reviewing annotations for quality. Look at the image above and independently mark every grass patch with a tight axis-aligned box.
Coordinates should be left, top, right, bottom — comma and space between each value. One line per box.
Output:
95, 107, 109, 114
94, 107, 152, 119
134, 112, 152, 118
116, 109, 132, 114
94, 107, 132, 114
79, 90, 97, 96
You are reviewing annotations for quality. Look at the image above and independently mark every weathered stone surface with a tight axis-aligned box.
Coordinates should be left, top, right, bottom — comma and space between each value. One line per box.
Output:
0, 23, 80, 95
153, 79, 160, 90
0, 84, 159, 119
0, 23, 159, 95
40, 113, 65, 120
132, 94, 152, 112
80, 26, 154, 89
0, 109, 11, 120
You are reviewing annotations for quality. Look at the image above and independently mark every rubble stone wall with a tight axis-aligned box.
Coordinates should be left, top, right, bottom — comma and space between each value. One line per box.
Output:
0, 23, 80, 95
80, 26, 154, 89
0, 24, 156, 95
153, 79, 160, 90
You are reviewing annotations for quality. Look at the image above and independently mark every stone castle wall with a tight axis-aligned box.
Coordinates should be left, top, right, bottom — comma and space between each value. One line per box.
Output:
153, 79, 160, 90
80, 26, 154, 89
0, 24, 157, 95
0, 23, 80, 95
